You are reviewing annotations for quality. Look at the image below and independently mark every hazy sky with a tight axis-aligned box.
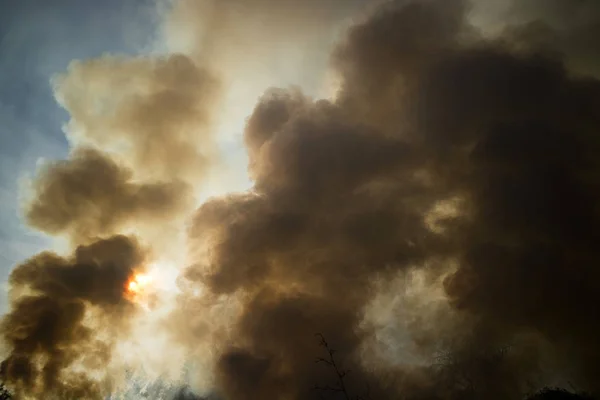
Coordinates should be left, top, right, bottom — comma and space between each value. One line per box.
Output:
0, 0, 157, 305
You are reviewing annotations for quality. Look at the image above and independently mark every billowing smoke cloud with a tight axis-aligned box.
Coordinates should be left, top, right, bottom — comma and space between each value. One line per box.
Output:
25, 147, 192, 242
3, 0, 600, 399
179, 0, 600, 399
475, 0, 600, 77
53, 53, 221, 183
1, 235, 143, 398
0, 8, 224, 398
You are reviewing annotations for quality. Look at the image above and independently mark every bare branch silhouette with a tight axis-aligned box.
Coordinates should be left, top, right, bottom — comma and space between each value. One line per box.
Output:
312, 333, 371, 400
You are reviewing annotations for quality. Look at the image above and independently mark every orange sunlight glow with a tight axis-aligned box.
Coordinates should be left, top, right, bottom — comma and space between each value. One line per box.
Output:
125, 272, 154, 302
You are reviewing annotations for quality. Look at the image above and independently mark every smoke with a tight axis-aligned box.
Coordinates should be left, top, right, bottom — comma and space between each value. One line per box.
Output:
25, 147, 192, 242
472, 0, 600, 77
181, 0, 600, 398
2, 0, 600, 399
1, 235, 143, 398
0, 5, 225, 398
52, 53, 221, 184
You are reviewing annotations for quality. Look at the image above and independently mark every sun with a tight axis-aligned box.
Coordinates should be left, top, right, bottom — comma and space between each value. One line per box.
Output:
125, 272, 154, 302
123, 261, 182, 309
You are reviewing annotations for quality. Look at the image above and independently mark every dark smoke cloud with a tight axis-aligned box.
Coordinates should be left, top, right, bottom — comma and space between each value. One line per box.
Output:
3, 0, 600, 398
333, 0, 466, 132
26, 147, 192, 241
500, 0, 600, 77
178, 0, 600, 398
1, 235, 143, 398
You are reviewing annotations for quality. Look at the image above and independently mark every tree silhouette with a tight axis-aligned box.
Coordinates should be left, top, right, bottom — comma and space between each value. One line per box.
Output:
433, 344, 517, 400
526, 388, 596, 400
312, 333, 370, 400
0, 383, 11, 400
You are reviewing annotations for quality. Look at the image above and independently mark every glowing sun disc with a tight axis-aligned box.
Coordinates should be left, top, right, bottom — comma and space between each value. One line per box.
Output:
126, 272, 154, 300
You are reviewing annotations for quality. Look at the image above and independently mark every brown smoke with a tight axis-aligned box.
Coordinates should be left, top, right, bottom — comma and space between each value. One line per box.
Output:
26, 147, 192, 242
488, 0, 600, 78
1, 235, 144, 398
0, 13, 223, 399
178, 0, 600, 399
53, 53, 220, 183
3, 0, 600, 398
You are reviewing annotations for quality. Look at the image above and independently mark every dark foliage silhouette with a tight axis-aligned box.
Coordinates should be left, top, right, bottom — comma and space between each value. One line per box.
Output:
312, 336, 599, 400
526, 388, 596, 400
0, 383, 11, 400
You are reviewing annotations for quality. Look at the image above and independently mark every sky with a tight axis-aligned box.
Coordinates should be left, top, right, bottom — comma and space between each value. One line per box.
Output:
1, 1, 600, 399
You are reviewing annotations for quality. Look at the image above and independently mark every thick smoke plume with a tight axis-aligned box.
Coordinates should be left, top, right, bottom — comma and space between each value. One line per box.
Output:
1, 235, 144, 398
2, 0, 600, 399
26, 148, 191, 242
1, 21, 222, 399
183, 0, 600, 398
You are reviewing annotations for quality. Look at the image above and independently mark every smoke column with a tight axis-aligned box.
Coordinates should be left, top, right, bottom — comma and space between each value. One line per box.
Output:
2, 0, 600, 399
